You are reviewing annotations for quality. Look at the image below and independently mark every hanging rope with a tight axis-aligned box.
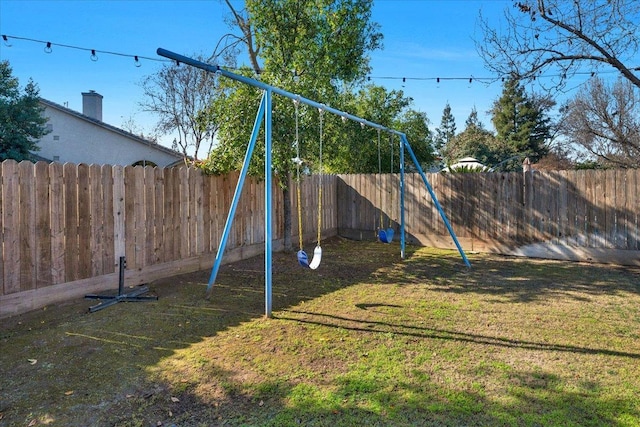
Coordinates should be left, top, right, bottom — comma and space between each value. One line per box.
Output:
389, 132, 394, 229
294, 99, 305, 252
378, 130, 394, 244
377, 128, 384, 231
296, 105, 323, 270
316, 108, 323, 246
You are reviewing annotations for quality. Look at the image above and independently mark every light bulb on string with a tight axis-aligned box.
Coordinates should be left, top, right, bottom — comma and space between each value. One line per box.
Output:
134, 56, 141, 68
2, 35, 11, 47
44, 42, 52, 53
90, 49, 98, 61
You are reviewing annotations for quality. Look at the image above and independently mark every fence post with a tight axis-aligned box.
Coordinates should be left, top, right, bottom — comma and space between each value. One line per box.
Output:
522, 158, 533, 243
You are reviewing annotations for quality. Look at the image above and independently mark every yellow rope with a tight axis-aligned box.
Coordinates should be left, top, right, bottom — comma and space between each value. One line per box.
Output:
294, 98, 304, 251
316, 109, 323, 246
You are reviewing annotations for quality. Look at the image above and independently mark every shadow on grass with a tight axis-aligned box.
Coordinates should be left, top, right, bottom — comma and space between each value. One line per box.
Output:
278, 309, 640, 360
0, 238, 397, 425
400, 245, 640, 303
1, 238, 639, 426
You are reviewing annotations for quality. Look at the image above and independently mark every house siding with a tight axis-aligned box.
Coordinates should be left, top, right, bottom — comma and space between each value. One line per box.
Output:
36, 100, 182, 167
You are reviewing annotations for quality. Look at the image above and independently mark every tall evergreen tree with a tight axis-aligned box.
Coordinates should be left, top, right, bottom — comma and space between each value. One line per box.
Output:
434, 102, 456, 154
442, 107, 498, 167
490, 77, 551, 169
0, 61, 49, 161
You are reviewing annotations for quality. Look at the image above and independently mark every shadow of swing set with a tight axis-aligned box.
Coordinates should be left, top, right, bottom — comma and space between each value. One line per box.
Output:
156, 48, 471, 318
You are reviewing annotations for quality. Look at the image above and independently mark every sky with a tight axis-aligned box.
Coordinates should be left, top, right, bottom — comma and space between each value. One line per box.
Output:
1, 0, 517, 153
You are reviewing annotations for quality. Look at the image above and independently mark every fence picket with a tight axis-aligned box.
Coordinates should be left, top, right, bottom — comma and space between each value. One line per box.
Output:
77, 164, 92, 278
19, 162, 36, 290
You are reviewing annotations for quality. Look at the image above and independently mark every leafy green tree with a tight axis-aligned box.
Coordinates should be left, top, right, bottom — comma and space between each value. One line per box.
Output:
394, 109, 435, 171
490, 77, 552, 169
0, 61, 48, 161
324, 85, 434, 174
442, 108, 499, 167
434, 102, 456, 155
204, 0, 383, 250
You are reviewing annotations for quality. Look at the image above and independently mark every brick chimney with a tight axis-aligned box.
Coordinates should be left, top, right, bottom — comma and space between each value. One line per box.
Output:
82, 90, 103, 121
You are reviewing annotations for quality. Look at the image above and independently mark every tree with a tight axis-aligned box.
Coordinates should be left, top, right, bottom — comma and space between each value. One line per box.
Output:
441, 108, 498, 167
206, 0, 383, 251
559, 77, 640, 168
477, 0, 640, 91
323, 85, 433, 174
434, 103, 456, 156
0, 61, 49, 161
490, 77, 552, 169
140, 55, 220, 162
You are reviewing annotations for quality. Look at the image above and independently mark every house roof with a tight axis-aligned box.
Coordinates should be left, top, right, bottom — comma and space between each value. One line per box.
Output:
441, 157, 489, 173
39, 98, 183, 161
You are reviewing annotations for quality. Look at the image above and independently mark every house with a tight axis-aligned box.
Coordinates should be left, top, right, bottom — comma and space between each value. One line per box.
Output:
35, 91, 183, 167
441, 157, 489, 173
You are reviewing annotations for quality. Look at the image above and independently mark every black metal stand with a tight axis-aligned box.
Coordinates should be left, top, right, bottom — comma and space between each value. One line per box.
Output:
85, 256, 158, 313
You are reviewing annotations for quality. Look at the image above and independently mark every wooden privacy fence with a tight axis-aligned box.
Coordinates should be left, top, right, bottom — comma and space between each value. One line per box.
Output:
2, 160, 639, 318
337, 169, 640, 265
0, 160, 336, 318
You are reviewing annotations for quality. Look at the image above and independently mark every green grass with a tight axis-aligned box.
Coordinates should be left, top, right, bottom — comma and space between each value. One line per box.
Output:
1, 237, 639, 426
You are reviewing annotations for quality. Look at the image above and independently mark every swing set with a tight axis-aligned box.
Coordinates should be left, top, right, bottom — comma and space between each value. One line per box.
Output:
157, 48, 471, 318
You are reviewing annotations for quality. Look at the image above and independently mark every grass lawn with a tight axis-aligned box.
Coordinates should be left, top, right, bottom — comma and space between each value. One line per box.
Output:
1, 237, 639, 426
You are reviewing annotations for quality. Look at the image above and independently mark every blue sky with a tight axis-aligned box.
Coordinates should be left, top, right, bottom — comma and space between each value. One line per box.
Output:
1, 0, 514, 152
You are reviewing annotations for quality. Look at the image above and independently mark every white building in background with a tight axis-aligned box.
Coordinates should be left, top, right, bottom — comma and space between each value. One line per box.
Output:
441, 157, 489, 173
35, 91, 183, 167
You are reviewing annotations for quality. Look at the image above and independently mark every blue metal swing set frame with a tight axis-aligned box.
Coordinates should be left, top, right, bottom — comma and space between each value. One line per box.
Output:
157, 48, 471, 318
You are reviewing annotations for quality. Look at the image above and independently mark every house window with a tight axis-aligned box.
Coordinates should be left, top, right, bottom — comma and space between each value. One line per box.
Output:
132, 160, 158, 167
46, 124, 53, 132
53, 156, 60, 162
53, 135, 60, 141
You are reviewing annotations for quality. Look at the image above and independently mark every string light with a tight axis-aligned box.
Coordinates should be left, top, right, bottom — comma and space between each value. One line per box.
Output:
3, 34, 636, 82
1, 34, 168, 67
367, 68, 632, 85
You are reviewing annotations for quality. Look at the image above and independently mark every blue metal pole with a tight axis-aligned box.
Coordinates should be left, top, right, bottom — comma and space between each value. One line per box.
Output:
401, 135, 471, 268
206, 92, 267, 294
157, 48, 402, 137
399, 136, 406, 259
264, 89, 273, 318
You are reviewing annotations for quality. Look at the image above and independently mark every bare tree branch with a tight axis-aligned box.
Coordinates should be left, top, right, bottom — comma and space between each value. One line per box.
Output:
477, 0, 640, 90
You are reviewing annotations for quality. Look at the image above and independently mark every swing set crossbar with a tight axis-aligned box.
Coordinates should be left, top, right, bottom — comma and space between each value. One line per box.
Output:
156, 48, 471, 318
